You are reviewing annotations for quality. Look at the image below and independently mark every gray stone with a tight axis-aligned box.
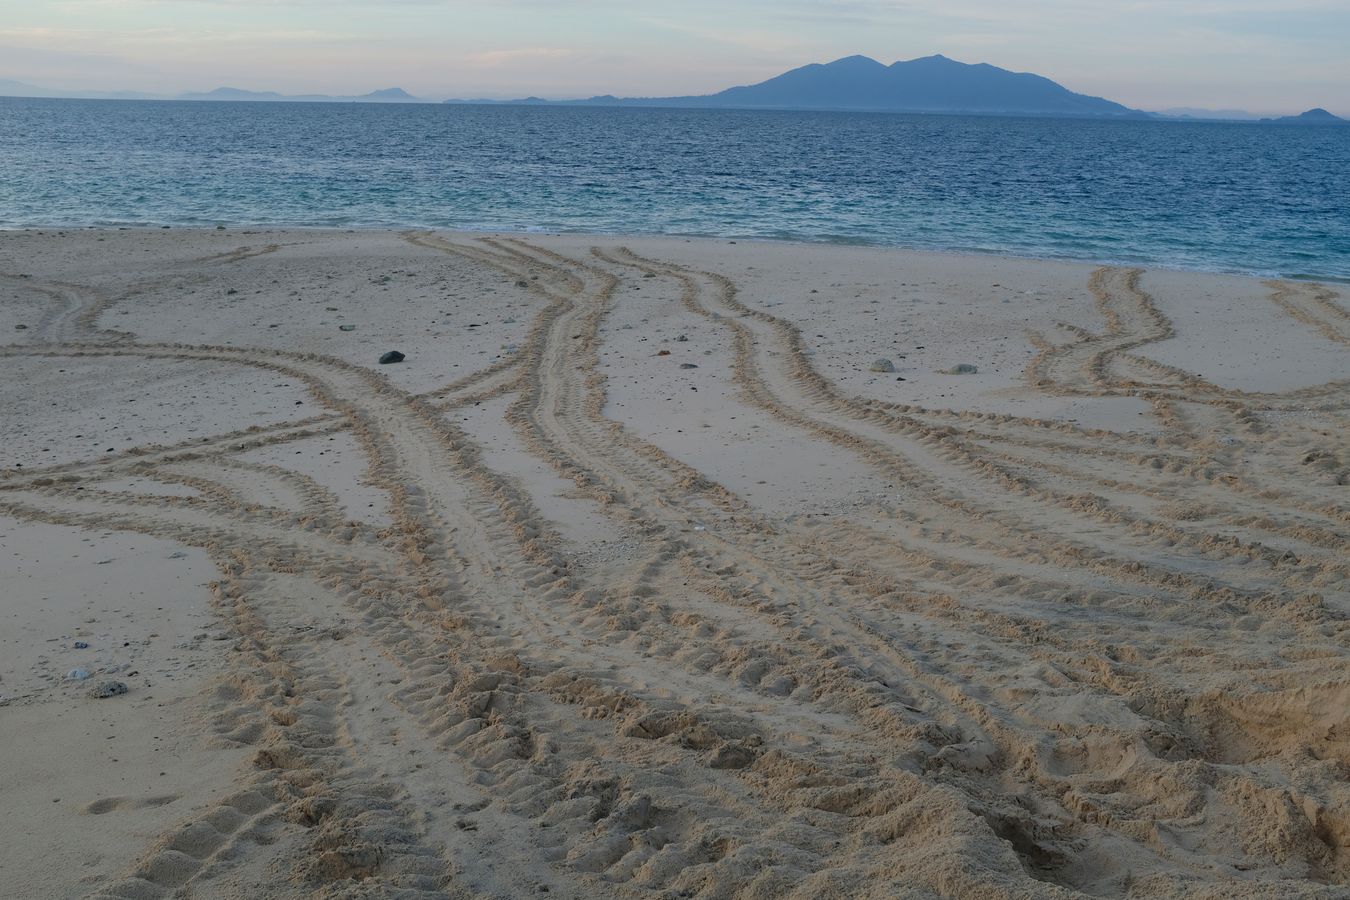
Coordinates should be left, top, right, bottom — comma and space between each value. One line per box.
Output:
869, 358, 896, 373
339, 324, 356, 332
73, 641, 89, 650
679, 363, 699, 369
88, 680, 128, 699
378, 351, 405, 365
67, 668, 90, 681
942, 363, 979, 375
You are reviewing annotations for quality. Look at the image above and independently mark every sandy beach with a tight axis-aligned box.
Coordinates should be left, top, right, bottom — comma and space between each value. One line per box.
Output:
1, 228, 1346, 898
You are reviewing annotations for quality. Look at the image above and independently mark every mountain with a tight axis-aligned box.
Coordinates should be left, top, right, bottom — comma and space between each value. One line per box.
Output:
452, 54, 1142, 117
180, 87, 287, 101
1261, 108, 1346, 125
0, 78, 61, 98
443, 96, 562, 107
177, 86, 424, 103
1156, 106, 1260, 121
0, 79, 424, 103
357, 87, 419, 102
0, 79, 162, 100
656, 55, 1138, 116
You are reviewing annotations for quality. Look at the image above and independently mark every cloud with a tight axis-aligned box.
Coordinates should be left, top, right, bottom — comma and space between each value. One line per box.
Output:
635, 16, 811, 54
0, 25, 354, 47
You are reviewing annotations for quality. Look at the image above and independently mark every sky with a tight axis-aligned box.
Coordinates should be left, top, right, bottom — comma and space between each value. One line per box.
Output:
1, 0, 1348, 114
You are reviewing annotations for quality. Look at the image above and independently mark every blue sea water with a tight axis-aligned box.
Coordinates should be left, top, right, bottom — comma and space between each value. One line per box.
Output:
2, 97, 1347, 279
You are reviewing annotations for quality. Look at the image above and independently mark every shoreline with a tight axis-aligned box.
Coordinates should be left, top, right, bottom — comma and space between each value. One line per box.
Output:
2, 228, 1347, 897
3, 224, 1346, 284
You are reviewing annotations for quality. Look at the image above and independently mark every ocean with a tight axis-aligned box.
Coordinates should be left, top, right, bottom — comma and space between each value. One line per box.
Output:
2, 97, 1347, 280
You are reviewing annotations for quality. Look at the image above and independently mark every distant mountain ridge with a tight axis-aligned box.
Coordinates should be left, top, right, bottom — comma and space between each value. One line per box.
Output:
178, 86, 422, 103
0, 78, 159, 100
452, 54, 1144, 117
0, 80, 425, 103
1261, 108, 1347, 125
0, 78, 60, 98
662, 54, 1136, 116
3, 62, 1346, 120
1156, 106, 1262, 121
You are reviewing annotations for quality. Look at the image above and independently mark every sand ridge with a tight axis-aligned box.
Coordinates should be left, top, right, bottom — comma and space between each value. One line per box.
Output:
0, 228, 1346, 898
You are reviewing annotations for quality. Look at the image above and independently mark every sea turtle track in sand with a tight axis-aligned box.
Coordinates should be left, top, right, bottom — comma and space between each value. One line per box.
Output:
1, 231, 1346, 898
1266, 280, 1350, 348
405, 236, 1348, 893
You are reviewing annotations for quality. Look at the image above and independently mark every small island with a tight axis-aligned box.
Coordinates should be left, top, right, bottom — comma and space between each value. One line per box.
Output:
1261, 107, 1347, 125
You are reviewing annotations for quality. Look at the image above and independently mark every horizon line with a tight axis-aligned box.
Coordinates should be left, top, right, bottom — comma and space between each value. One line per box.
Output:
2, 51, 1346, 119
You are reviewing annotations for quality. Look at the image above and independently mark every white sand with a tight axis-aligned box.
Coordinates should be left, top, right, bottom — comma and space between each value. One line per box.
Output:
1, 228, 1346, 899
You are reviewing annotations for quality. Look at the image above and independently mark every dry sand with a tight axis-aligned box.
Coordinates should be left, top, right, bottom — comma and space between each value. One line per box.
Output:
0, 228, 1346, 899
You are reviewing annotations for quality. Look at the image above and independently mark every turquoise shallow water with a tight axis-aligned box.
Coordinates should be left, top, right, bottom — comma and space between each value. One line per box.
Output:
2, 97, 1347, 279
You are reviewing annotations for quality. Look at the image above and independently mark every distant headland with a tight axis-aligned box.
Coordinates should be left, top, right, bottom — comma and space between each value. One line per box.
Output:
1259, 107, 1347, 125
0, 79, 423, 104
178, 86, 420, 103
448, 55, 1143, 118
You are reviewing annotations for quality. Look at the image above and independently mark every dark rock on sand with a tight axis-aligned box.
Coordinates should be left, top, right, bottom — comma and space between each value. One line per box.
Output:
378, 351, 406, 365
